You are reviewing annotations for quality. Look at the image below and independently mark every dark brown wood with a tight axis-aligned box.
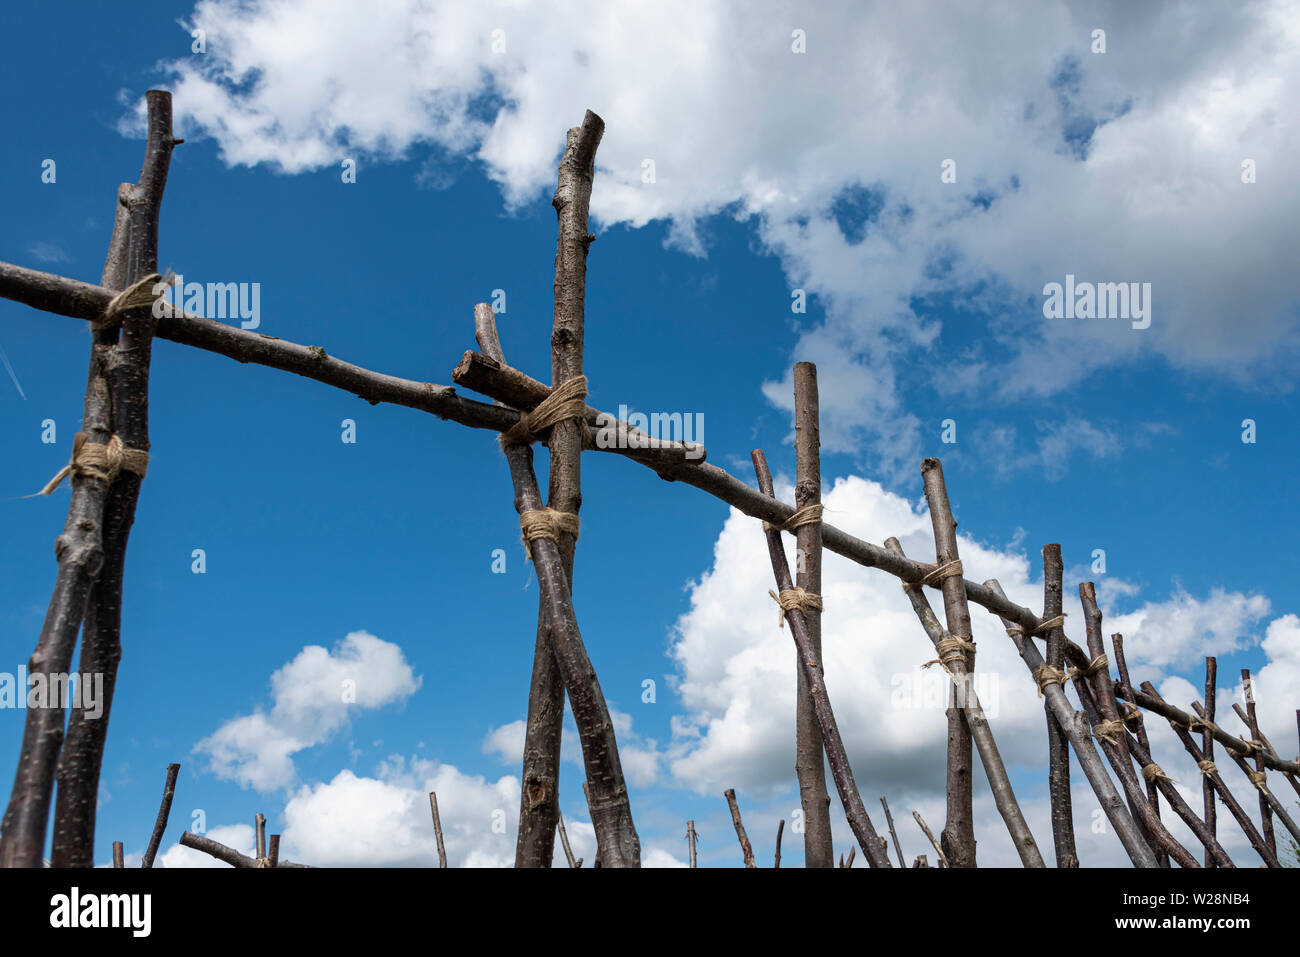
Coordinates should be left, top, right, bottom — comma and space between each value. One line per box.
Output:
774, 819, 784, 868
880, 795, 906, 868
912, 854, 929, 868
141, 762, 180, 868
724, 788, 756, 868
429, 792, 447, 868
792, 362, 833, 869
919, 458, 976, 867
1204, 656, 1217, 867
885, 537, 1043, 866
983, 580, 1157, 866
179, 830, 313, 868
112, 842, 123, 868
1139, 683, 1278, 866
1041, 544, 1077, 867
753, 450, 891, 867
1112, 634, 1168, 867
267, 835, 280, 868
1241, 669, 1276, 857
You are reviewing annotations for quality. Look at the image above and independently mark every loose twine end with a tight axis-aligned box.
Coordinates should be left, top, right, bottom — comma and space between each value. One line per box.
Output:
91, 272, 167, 331
33, 432, 149, 497
768, 587, 822, 628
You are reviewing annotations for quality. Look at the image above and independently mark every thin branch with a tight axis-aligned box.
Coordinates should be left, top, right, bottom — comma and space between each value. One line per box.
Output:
982, 580, 1157, 867
1112, 634, 1168, 868
912, 811, 948, 868
428, 792, 447, 868
885, 536, 1043, 867
1139, 683, 1278, 867
1041, 544, 1077, 868
686, 820, 698, 868
880, 796, 906, 868
1241, 669, 1277, 857
555, 806, 580, 868
178, 830, 314, 868
1204, 656, 1218, 867
753, 449, 890, 867
724, 788, 756, 868
141, 762, 180, 868
774, 819, 784, 868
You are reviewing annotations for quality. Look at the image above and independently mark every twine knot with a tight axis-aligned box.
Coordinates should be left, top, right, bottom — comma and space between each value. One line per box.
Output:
922, 635, 976, 672
518, 508, 580, 559
903, 559, 962, 591
768, 587, 822, 628
762, 504, 823, 534
37, 432, 149, 496
1032, 665, 1067, 697
1092, 719, 1127, 746
91, 272, 167, 331
1247, 769, 1268, 793
1197, 759, 1218, 776
500, 376, 588, 446
1141, 763, 1172, 784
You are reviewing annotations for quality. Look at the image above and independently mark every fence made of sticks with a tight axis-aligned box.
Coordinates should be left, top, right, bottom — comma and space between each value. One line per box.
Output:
2, 92, 1297, 868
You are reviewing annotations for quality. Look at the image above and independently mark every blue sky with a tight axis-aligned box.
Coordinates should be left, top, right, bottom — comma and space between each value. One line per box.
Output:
1, 0, 1298, 867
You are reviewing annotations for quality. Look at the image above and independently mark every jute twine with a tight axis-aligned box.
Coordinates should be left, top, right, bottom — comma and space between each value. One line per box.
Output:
37, 432, 149, 496
1197, 759, 1218, 776
1141, 763, 1172, 784
769, 587, 822, 628
1066, 653, 1110, 682
903, 559, 962, 591
518, 508, 580, 558
500, 375, 588, 447
922, 635, 976, 672
1006, 614, 1068, 638
1033, 664, 1067, 697
1247, 769, 1268, 793
763, 504, 823, 534
90, 272, 167, 331
1092, 718, 1127, 746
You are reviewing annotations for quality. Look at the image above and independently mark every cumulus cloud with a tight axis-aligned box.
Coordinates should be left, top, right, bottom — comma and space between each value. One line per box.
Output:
194, 631, 421, 790
1108, 588, 1271, 672
128, 0, 1300, 472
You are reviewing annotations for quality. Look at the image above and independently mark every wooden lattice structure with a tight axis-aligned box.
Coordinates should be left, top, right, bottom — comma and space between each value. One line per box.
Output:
2, 92, 1298, 869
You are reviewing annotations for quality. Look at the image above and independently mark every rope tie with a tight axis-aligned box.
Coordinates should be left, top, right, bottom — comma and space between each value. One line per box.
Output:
762, 504, 823, 534
1247, 770, 1268, 793
903, 559, 963, 591
499, 376, 588, 446
1141, 763, 1172, 785
1091, 719, 1127, 746
768, 588, 822, 628
1006, 613, 1068, 638
1197, 759, 1218, 776
922, 635, 976, 672
91, 272, 166, 331
37, 432, 149, 496
1032, 664, 1067, 697
517, 508, 580, 560
1065, 653, 1109, 683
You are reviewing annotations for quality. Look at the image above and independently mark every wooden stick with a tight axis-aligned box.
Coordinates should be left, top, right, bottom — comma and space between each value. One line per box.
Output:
913, 854, 929, 868
1139, 683, 1278, 866
885, 536, 1043, 867
774, 819, 784, 868
429, 792, 447, 868
112, 842, 124, 868
555, 807, 581, 868
724, 788, 756, 868
753, 450, 891, 867
912, 811, 948, 868
1203, 656, 1218, 867
255, 813, 267, 861
1240, 669, 1276, 857
839, 846, 855, 868
1112, 635, 1167, 867
791, 362, 834, 868
267, 834, 280, 868
919, 458, 976, 867
141, 762, 180, 869
982, 580, 1157, 866
179, 830, 314, 868
1231, 702, 1300, 801
880, 796, 906, 868
686, 820, 697, 868
1041, 544, 1077, 867
1191, 701, 1300, 846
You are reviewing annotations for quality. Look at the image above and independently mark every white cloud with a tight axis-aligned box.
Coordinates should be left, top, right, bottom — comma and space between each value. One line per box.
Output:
194, 631, 421, 790
482, 719, 526, 766
1108, 588, 1271, 672
140, 0, 1300, 471
157, 823, 256, 868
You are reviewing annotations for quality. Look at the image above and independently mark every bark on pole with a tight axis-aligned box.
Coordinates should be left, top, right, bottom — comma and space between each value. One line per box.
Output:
1112, 634, 1167, 867
884, 537, 1043, 866
791, 362, 833, 868
1041, 545, 1078, 867
1204, 656, 1218, 867
880, 796, 906, 868
1141, 684, 1278, 867
918, 458, 975, 867
428, 792, 447, 868
774, 819, 784, 868
912, 811, 948, 868
112, 842, 123, 868
724, 789, 756, 868
141, 762, 180, 869
478, 304, 638, 867
982, 580, 1158, 867
752, 450, 891, 867
686, 820, 698, 868
1241, 669, 1276, 857
515, 110, 604, 868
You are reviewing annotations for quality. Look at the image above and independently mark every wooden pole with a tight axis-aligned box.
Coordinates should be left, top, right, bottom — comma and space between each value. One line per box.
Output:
1204, 656, 1218, 867
1241, 669, 1277, 857
724, 789, 756, 868
792, 362, 833, 868
686, 820, 697, 868
753, 450, 891, 867
880, 795, 906, 868
429, 792, 447, 868
141, 762, 180, 869
1041, 544, 1078, 867
774, 819, 784, 868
